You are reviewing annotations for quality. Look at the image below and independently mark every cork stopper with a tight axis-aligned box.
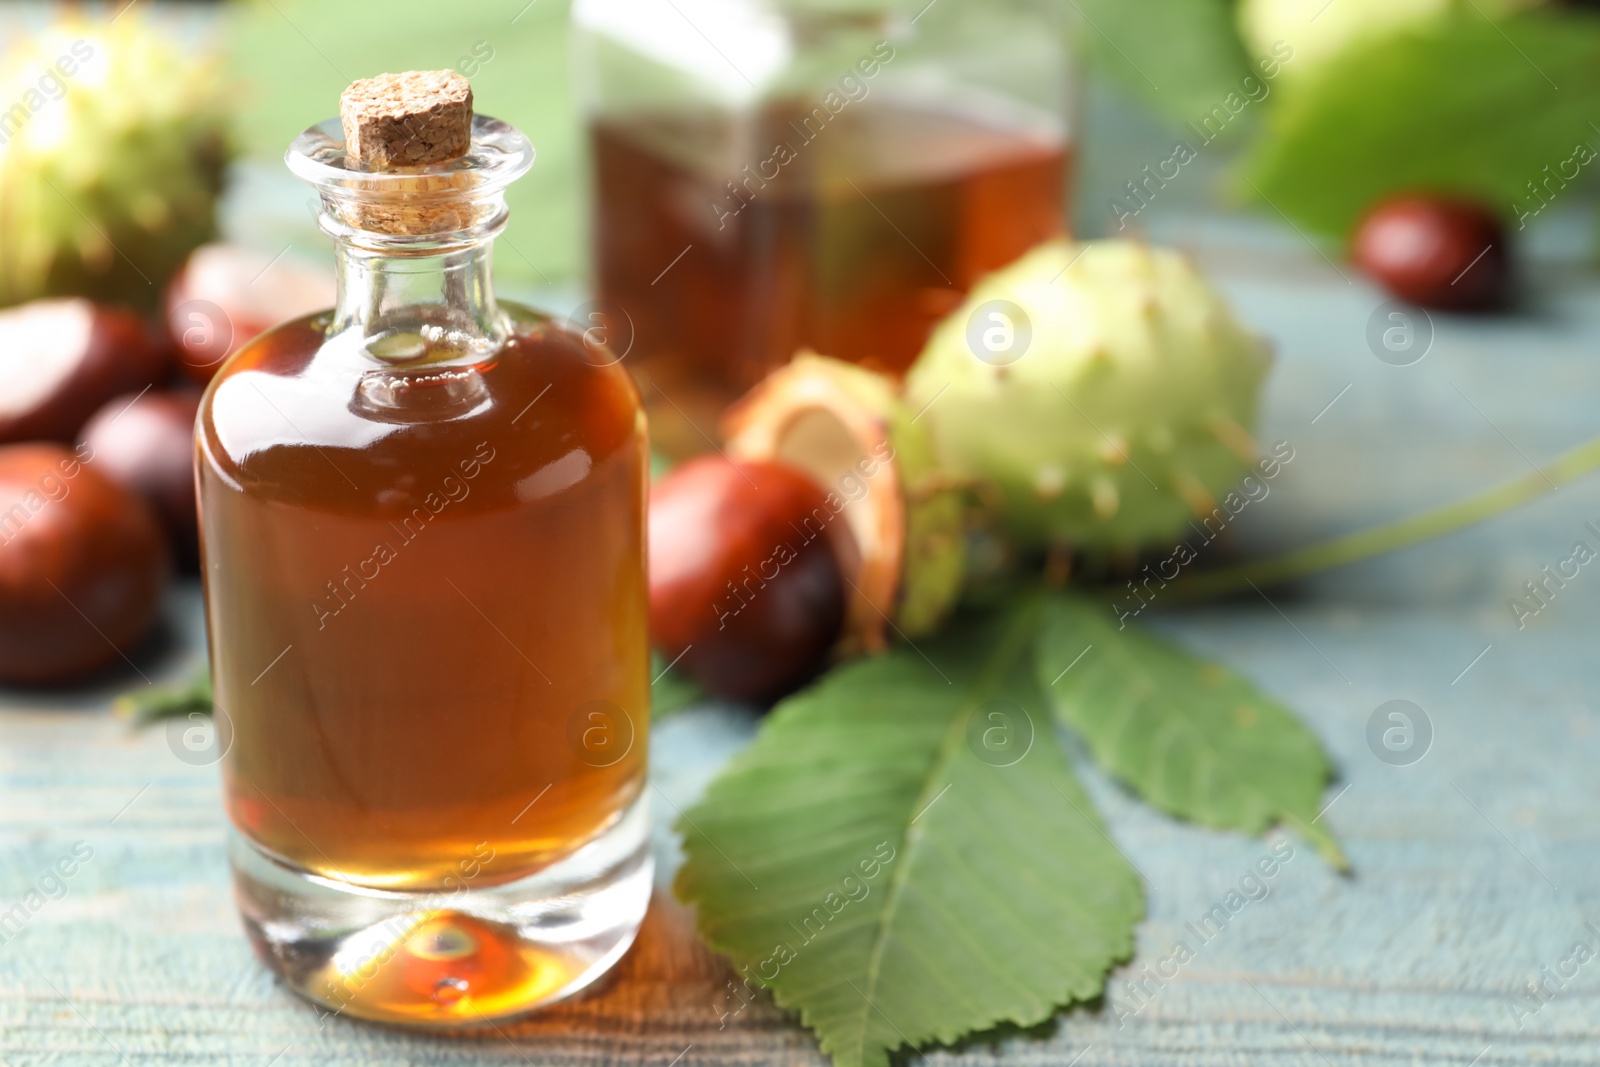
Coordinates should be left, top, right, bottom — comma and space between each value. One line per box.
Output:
340, 70, 473, 168
290, 80, 532, 246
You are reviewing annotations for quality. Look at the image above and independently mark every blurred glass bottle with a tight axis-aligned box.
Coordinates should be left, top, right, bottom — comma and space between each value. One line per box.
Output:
572, 0, 1076, 456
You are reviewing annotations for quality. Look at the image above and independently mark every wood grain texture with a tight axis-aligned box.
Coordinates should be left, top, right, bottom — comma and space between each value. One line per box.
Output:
8, 184, 1600, 1066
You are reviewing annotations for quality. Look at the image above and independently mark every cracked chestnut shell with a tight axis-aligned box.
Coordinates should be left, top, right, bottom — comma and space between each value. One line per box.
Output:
649, 457, 847, 705
0, 444, 168, 685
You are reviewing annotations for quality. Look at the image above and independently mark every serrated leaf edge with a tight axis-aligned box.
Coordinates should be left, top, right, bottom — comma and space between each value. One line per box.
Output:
1040, 594, 1349, 871
676, 597, 1141, 1067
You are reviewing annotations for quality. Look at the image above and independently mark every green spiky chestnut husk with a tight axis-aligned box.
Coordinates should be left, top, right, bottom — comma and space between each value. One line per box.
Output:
905, 239, 1272, 554
0, 15, 230, 311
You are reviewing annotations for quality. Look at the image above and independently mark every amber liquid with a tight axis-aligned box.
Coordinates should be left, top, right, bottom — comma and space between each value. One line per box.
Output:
198, 305, 649, 892
592, 99, 1069, 455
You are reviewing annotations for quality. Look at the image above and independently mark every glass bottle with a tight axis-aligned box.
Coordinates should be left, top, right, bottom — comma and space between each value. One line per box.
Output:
572, 0, 1076, 456
196, 98, 651, 1026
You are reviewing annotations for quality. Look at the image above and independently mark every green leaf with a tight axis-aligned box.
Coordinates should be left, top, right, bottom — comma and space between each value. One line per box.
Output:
674, 602, 1143, 1067
649, 649, 704, 720
115, 667, 213, 724
1075, 0, 1255, 126
1035, 593, 1347, 870
1240, 11, 1600, 237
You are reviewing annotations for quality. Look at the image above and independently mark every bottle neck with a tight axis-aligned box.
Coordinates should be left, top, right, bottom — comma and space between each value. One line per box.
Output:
331, 238, 508, 361
286, 112, 534, 361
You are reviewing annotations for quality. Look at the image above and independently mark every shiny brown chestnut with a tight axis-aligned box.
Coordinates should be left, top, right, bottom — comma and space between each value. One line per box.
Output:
649, 457, 848, 705
165, 243, 333, 384
1352, 195, 1509, 311
0, 299, 169, 445
0, 443, 168, 685
78, 390, 202, 570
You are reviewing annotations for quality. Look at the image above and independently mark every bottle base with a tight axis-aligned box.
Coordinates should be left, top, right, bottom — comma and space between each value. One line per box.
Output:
229, 792, 653, 1027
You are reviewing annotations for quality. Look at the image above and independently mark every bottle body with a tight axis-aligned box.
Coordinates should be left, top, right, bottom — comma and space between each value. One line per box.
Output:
574, 0, 1076, 455
199, 298, 652, 1023
199, 303, 648, 889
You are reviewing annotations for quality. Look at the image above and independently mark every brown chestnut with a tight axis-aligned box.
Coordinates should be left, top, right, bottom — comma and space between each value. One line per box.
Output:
165, 243, 333, 384
0, 444, 169, 685
1352, 195, 1509, 310
649, 457, 847, 704
0, 299, 169, 445
78, 390, 202, 570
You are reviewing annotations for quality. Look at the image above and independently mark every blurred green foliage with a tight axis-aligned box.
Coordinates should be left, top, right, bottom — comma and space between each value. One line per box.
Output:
222, 0, 1600, 270
222, 0, 1263, 290
1240, 10, 1600, 237
222, 0, 1273, 283
227, 0, 581, 288
1074, 0, 1256, 128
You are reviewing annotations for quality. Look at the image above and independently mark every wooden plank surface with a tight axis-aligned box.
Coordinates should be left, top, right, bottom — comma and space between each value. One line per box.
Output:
7, 194, 1600, 1067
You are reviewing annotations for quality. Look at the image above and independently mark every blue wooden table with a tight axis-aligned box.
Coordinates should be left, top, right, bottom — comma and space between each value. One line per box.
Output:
6, 99, 1600, 1066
